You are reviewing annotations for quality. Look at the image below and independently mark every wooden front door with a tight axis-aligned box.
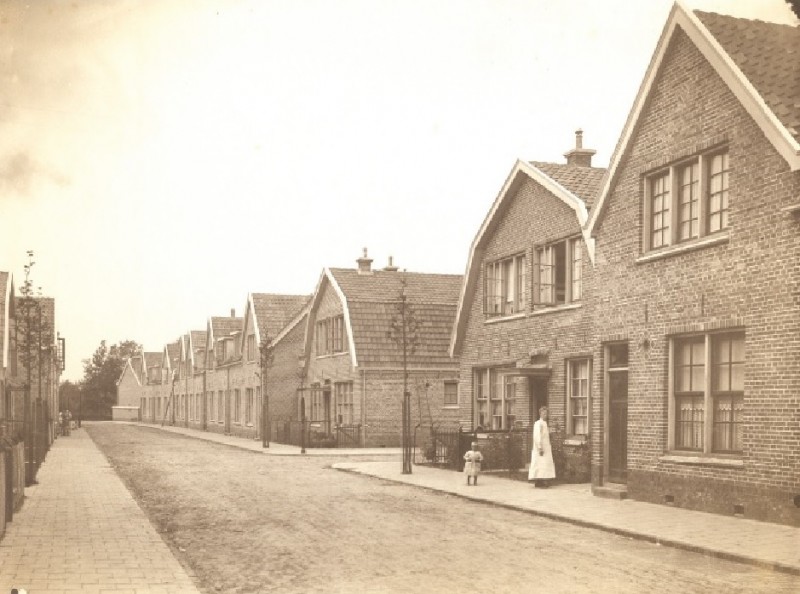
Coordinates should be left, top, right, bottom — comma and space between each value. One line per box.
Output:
607, 344, 629, 484
528, 377, 549, 424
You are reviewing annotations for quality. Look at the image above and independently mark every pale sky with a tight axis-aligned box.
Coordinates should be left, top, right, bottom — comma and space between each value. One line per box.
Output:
0, 0, 796, 380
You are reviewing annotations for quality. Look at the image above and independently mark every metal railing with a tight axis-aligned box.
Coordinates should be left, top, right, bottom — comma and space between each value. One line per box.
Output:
269, 419, 362, 448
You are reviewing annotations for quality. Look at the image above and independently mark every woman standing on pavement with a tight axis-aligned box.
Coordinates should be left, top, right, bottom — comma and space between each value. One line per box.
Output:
528, 406, 555, 488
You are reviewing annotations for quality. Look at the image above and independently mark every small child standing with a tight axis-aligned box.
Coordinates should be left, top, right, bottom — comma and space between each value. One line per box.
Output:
463, 441, 484, 486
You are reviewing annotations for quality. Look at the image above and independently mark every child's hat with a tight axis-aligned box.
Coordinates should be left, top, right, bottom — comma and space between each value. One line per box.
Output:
471, 441, 478, 447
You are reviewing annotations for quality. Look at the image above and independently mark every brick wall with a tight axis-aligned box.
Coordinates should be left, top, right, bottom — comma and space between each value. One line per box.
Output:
591, 29, 800, 524
457, 175, 595, 482
362, 369, 460, 447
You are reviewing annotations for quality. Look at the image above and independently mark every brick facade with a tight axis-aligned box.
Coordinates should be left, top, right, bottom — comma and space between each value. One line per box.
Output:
302, 264, 462, 447
453, 164, 602, 482
589, 22, 800, 525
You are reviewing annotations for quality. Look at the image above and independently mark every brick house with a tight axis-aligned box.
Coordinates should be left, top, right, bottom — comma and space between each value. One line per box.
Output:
450, 135, 605, 478
203, 313, 243, 435
140, 351, 163, 423
114, 353, 144, 421
245, 293, 309, 439
300, 251, 462, 447
585, 5, 800, 524
206, 293, 309, 440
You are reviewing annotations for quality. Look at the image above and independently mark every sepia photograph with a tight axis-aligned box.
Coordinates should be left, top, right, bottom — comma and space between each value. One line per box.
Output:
1, 0, 799, 592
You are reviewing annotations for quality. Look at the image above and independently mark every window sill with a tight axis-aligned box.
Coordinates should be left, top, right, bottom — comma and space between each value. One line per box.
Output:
563, 436, 588, 446
316, 352, 349, 360
636, 232, 729, 264
531, 303, 582, 316
484, 312, 526, 324
660, 453, 743, 468
442, 405, 459, 410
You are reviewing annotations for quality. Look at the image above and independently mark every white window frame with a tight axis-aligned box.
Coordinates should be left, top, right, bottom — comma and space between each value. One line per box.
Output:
533, 237, 582, 308
668, 331, 745, 454
473, 368, 516, 430
566, 358, 590, 437
484, 253, 527, 317
644, 148, 729, 253
335, 382, 354, 425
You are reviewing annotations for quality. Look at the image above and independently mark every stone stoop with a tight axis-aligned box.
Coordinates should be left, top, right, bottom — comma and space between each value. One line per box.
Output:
592, 483, 629, 500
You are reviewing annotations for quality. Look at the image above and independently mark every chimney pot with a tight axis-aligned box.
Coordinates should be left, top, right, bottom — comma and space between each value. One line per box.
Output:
383, 255, 400, 272
357, 247, 373, 274
564, 128, 596, 167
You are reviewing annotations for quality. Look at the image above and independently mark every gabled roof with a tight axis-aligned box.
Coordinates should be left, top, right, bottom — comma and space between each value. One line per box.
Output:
164, 340, 180, 378
115, 356, 142, 387
210, 316, 242, 340
696, 10, 800, 142
587, 1, 800, 236
449, 159, 605, 356
529, 162, 606, 212
250, 293, 309, 345
304, 267, 462, 369
188, 330, 206, 371
190, 330, 207, 350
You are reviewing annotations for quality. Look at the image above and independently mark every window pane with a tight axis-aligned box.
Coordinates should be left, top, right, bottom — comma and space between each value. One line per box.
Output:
608, 344, 628, 368
676, 395, 704, 450
707, 152, 730, 233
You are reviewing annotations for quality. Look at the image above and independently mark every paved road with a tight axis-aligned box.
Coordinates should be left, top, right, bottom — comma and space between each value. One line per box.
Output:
87, 424, 799, 594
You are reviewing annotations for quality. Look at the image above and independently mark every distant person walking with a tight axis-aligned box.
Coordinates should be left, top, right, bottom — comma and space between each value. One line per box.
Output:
463, 441, 483, 486
528, 406, 555, 488
63, 410, 72, 436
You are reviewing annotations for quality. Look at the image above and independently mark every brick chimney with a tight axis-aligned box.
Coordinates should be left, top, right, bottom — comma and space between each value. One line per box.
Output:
383, 256, 399, 272
356, 247, 373, 275
230, 308, 235, 317
564, 129, 596, 167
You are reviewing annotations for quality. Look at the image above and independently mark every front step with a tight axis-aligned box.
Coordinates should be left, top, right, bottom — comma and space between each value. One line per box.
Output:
592, 483, 628, 500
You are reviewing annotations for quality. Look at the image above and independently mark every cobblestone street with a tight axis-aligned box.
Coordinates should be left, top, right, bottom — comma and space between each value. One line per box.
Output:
86, 424, 798, 594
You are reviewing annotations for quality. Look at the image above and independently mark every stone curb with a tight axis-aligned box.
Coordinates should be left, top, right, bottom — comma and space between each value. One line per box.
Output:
333, 464, 800, 577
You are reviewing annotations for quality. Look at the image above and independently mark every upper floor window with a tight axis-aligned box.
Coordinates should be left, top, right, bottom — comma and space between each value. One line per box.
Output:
672, 331, 744, 453
533, 237, 582, 308
644, 149, 729, 252
316, 315, 346, 356
247, 334, 256, 361
485, 253, 526, 317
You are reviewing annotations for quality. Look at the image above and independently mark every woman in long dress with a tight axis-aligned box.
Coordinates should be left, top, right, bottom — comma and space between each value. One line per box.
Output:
528, 406, 555, 487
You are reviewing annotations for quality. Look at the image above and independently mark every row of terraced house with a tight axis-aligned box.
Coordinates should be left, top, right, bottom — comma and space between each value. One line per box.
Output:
117, 4, 800, 526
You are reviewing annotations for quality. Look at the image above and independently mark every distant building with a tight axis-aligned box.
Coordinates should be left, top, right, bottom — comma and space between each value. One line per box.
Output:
300, 251, 462, 447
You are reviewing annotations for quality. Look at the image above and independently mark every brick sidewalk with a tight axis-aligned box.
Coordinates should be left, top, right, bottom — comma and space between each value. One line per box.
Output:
333, 460, 800, 575
0, 428, 200, 594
